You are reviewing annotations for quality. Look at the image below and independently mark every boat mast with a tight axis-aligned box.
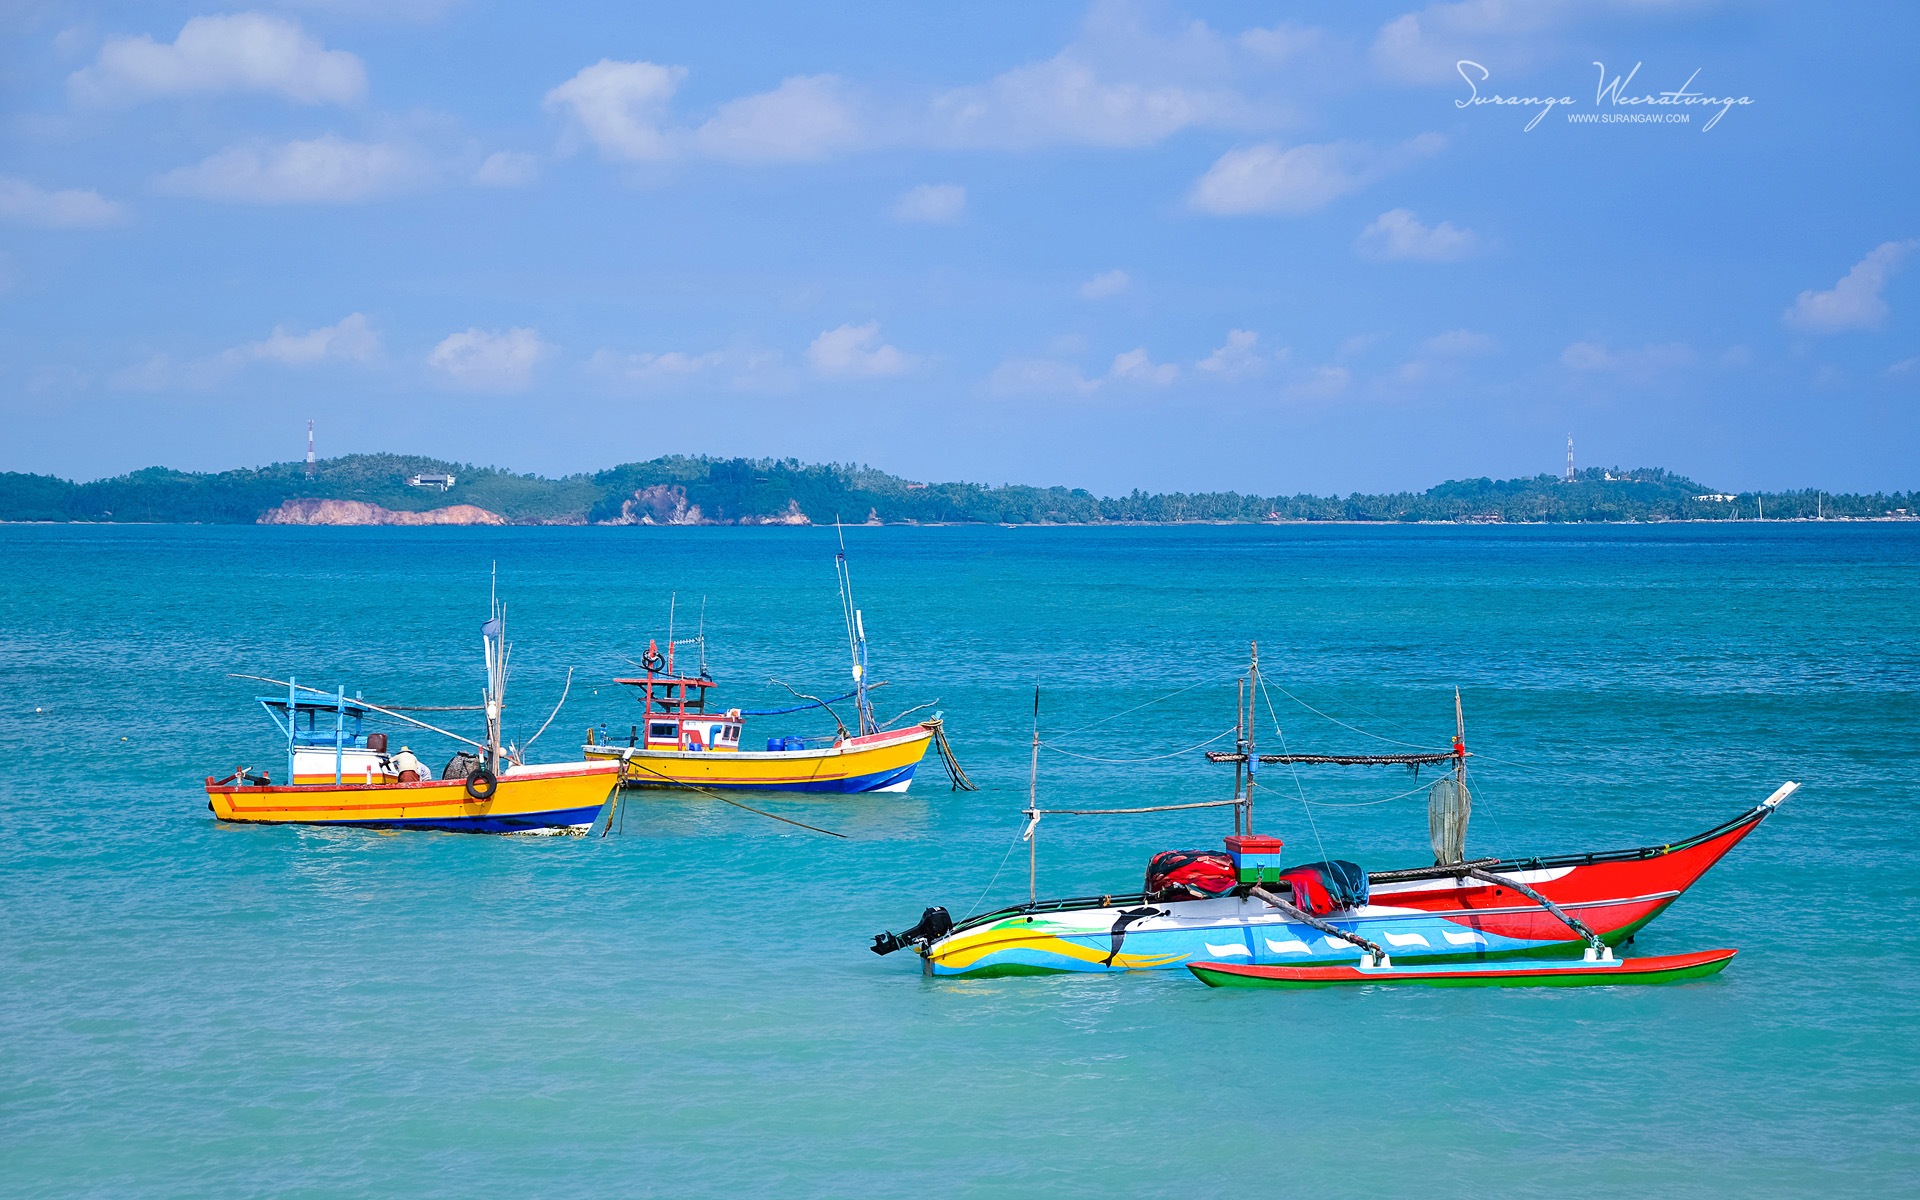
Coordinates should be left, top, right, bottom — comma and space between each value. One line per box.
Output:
1233, 677, 1246, 836
1245, 641, 1259, 835
1453, 688, 1466, 796
1026, 686, 1040, 906
834, 521, 875, 736
482, 569, 507, 774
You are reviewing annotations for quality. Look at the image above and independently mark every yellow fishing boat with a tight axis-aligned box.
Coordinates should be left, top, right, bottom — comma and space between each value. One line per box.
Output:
582, 537, 970, 795
582, 659, 937, 792
207, 759, 621, 832
208, 590, 619, 832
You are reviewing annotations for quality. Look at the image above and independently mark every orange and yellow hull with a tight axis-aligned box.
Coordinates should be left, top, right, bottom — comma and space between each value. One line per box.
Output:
587, 726, 933, 792
206, 761, 621, 832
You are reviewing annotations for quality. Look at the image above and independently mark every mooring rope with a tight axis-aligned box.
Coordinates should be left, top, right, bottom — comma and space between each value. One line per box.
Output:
613, 752, 849, 839
926, 717, 978, 791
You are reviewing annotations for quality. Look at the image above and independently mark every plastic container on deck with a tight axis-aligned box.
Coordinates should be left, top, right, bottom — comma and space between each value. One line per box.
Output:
1224, 834, 1286, 883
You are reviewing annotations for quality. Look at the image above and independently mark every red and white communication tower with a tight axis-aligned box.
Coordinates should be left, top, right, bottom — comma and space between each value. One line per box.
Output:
1565, 434, 1575, 483
306, 419, 316, 478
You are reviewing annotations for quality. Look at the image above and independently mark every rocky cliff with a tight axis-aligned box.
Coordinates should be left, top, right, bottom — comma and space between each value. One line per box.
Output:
258, 499, 506, 526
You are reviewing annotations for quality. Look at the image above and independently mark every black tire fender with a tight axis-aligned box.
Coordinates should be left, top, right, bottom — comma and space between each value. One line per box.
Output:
465, 767, 498, 801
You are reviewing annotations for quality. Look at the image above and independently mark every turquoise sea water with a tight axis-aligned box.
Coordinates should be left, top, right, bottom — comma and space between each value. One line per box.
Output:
2, 523, 1916, 1197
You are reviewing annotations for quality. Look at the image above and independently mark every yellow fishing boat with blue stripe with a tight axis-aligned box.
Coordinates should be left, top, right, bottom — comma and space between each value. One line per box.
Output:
207, 758, 621, 832
582, 536, 970, 795
207, 589, 620, 833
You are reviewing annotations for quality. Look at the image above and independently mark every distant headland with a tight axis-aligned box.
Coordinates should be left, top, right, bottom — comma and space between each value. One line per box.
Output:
1, 455, 1914, 526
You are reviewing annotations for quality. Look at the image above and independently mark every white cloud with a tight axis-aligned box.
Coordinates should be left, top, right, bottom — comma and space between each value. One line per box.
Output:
808, 322, 916, 378
1783, 240, 1918, 334
428, 327, 548, 390
473, 151, 539, 188
931, 52, 1246, 149
599, 349, 723, 379
1108, 347, 1178, 386
1371, 2, 1712, 86
1196, 329, 1274, 379
586, 346, 789, 392
1357, 208, 1481, 262
1884, 355, 1919, 378
544, 59, 686, 162
154, 135, 423, 204
986, 341, 1184, 397
70, 13, 365, 107
1240, 22, 1322, 61
892, 183, 966, 224
1422, 329, 1497, 356
695, 75, 864, 163
988, 358, 1100, 397
1338, 333, 1384, 360
1189, 135, 1445, 216
1078, 269, 1130, 300
1561, 340, 1694, 380
0, 175, 125, 228
1395, 330, 1497, 385
110, 353, 175, 391
235, 313, 380, 366
1371, 0, 1586, 85
1284, 365, 1351, 402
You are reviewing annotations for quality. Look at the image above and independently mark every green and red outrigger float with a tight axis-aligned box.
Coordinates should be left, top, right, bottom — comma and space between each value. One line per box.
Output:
873, 645, 1794, 989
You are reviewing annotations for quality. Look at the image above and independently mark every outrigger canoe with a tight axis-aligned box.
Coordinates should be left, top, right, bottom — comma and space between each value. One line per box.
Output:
873, 643, 1791, 979
1188, 947, 1738, 989
881, 787, 1792, 977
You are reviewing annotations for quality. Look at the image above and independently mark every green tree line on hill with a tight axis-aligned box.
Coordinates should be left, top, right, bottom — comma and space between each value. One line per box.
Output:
0, 455, 1913, 525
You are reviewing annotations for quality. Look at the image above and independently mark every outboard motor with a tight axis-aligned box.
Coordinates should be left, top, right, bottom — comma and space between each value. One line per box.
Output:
870, 906, 953, 956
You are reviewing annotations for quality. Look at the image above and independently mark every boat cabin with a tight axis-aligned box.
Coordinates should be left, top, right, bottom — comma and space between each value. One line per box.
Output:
259, 693, 399, 784
610, 666, 744, 753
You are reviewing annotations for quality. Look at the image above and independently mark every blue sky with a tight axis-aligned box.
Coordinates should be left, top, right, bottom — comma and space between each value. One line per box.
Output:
2, 1, 1915, 494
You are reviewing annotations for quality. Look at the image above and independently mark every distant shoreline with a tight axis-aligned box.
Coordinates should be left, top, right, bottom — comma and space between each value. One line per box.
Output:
4, 453, 1914, 527
7, 516, 1917, 529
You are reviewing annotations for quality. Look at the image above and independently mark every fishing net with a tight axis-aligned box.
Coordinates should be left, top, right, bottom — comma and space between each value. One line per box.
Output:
1429, 777, 1471, 866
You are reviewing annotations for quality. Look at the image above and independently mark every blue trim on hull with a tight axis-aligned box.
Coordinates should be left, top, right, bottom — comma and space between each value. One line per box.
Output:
267, 803, 608, 833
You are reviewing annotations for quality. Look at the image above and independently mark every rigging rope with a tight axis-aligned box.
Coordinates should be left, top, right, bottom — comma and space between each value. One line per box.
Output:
1298, 777, 1438, 808
1259, 676, 1328, 863
1044, 672, 1235, 740
1040, 727, 1236, 764
1264, 681, 1438, 751
960, 824, 1027, 920
613, 753, 849, 839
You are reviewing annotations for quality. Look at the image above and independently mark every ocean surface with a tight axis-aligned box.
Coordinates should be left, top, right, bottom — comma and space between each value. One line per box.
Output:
1, 522, 1916, 1198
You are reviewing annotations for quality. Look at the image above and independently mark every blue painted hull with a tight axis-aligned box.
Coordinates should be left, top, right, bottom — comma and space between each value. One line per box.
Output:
720, 762, 918, 793
313, 803, 608, 833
